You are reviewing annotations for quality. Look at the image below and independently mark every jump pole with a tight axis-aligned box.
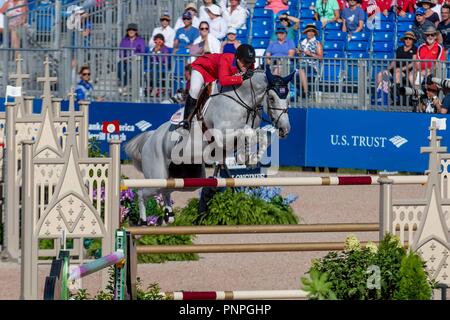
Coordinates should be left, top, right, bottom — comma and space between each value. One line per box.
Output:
122, 175, 427, 189
164, 290, 308, 300
68, 251, 125, 281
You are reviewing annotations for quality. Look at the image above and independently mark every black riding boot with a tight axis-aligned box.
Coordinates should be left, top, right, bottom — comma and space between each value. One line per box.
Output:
179, 95, 198, 130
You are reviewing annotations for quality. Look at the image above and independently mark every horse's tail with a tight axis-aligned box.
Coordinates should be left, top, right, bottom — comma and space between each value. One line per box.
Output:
124, 131, 153, 172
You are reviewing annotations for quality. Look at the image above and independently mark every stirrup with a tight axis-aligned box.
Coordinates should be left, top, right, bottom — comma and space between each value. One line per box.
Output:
178, 120, 191, 130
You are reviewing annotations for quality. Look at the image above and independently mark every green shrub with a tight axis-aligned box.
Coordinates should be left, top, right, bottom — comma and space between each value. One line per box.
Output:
176, 188, 298, 226
88, 138, 106, 158
301, 269, 337, 300
304, 234, 433, 300
393, 253, 433, 300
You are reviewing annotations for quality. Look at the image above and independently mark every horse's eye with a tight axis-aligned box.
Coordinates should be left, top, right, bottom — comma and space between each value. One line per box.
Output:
269, 96, 275, 102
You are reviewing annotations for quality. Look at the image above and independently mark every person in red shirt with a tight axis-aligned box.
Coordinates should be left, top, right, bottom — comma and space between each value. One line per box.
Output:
415, 25, 446, 85
396, 0, 416, 15
179, 43, 256, 130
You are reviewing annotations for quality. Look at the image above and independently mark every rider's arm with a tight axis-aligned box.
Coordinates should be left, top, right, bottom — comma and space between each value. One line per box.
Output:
217, 55, 244, 86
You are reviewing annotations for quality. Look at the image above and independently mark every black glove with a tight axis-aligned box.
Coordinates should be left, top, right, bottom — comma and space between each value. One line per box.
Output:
242, 69, 254, 81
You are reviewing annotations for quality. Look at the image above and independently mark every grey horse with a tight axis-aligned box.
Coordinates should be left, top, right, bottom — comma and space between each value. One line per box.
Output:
125, 67, 295, 225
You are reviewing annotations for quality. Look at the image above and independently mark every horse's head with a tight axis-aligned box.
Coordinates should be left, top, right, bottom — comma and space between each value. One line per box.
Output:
264, 65, 294, 138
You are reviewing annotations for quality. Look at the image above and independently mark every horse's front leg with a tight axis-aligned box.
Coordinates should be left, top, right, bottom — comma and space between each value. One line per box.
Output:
160, 192, 175, 225
137, 189, 147, 225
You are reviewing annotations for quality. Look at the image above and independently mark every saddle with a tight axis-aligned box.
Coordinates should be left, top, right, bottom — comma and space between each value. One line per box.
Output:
188, 83, 213, 123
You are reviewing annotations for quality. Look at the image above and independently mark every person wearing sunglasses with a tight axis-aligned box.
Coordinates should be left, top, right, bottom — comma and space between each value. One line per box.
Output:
175, 2, 200, 31
412, 7, 436, 46
414, 25, 446, 87
75, 66, 103, 102
173, 11, 200, 54
271, 13, 299, 41
191, 21, 222, 59
149, 12, 175, 50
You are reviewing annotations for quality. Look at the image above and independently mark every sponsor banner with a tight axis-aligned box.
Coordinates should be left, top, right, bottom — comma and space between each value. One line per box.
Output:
301, 108, 450, 172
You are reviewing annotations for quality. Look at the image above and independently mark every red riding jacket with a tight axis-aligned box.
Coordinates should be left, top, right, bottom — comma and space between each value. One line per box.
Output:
191, 53, 252, 87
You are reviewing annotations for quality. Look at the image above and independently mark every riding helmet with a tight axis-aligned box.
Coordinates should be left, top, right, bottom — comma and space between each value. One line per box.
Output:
235, 44, 256, 64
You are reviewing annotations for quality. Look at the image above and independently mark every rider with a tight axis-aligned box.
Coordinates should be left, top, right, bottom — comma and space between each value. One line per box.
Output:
179, 43, 256, 130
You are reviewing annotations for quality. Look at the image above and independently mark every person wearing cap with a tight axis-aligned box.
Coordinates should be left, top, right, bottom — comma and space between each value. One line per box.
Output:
192, 21, 222, 57
178, 44, 256, 130
412, 7, 436, 45
220, 0, 248, 29
200, 0, 217, 21
341, 0, 365, 34
376, 31, 417, 92
417, 0, 440, 26
271, 13, 299, 41
206, 4, 228, 40
221, 26, 241, 53
265, 26, 296, 76
173, 11, 200, 54
149, 12, 175, 50
297, 24, 323, 98
311, 0, 340, 28
415, 25, 446, 86
438, 4, 450, 52
175, 2, 201, 31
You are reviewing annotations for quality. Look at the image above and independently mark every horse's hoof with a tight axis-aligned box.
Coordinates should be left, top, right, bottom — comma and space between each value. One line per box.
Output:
165, 215, 175, 225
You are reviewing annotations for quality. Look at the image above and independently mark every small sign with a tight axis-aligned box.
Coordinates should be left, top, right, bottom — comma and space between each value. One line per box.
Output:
102, 120, 120, 134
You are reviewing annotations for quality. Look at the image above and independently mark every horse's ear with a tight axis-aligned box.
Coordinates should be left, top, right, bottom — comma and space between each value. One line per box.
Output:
265, 64, 275, 84
282, 70, 296, 84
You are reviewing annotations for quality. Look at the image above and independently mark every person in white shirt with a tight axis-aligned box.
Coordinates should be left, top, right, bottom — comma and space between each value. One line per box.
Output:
199, 0, 215, 21
191, 21, 222, 62
175, 2, 201, 31
149, 12, 175, 49
220, 0, 248, 29
206, 4, 228, 39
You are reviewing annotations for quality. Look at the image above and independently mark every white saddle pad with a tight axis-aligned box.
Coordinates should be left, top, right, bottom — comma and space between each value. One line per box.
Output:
170, 107, 184, 125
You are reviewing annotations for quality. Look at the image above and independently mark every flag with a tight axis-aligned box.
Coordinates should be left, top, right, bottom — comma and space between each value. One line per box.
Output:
6, 85, 22, 97
102, 120, 120, 134
430, 117, 447, 131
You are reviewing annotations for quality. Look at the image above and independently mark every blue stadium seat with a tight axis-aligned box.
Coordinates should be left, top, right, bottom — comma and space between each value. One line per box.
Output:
324, 51, 345, 59
324, 22, 343, 31
347, 41, 366, 52
323, 56, 345, 82
379, 21, 395, 32
397, 22, 413, 32
254, 0, 267, 8
378, 12, 395, 22
252, 19, 274, 37
300, 9, 315, 20
323, 41, 345, 52
347, 52, 370, 59
252, 38, 270, 49
300, 1, 315, 9
236, 28, 248, 38
373, 32, 394, 42
253, 8, 274, 19
373, 42, 394, 52
349, 31, 370, 42
301, 20, 322, 30
398, 13, 415, 22
325, 31, 347, 42
372, 52, 395, 60
289, 0, 300, 12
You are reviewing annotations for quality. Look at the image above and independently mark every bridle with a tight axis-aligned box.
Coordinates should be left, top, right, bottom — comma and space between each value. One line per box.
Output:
209, 70, 289, 129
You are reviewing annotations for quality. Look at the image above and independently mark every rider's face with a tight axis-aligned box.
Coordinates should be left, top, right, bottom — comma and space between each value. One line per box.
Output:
237, 58, 251, 71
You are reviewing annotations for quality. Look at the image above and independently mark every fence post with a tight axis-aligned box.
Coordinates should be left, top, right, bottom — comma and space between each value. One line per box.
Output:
357, 60, 367, 110
20, 140, 36, 300
131, 55, 141, 102
117, 0, 124, 46
378, 177, 394, 241
1, 103, 19, 262
78, 101, 90, 158
2, 21, 10, 89
54, 0, 62, 50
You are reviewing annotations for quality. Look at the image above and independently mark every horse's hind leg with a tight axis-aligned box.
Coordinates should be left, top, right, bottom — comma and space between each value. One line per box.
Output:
137, 189, 147, 225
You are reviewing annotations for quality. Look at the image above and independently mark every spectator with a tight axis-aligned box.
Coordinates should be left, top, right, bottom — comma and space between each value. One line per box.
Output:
271, 13, 299, 41
265, 26, 295, 75
440, 86, 450, 113
265, 0, 288, 14
341, 0, 365, 34
433, 0, 443, 20
417, 0, 440, 26
75, 66, 103, 102
418, 82, 447, 113
221, 26, 241, 53
149, 12, 175, 50
297, 24, 323, 98
412, 7, 436, 45
415, 25, 446, 86
376, 31, 417, 92
220, 0, 248, 29
374, 0, 394, 17
117, 23, 146, 93
192, 21, 222, 57
200, 0, 217, 21
311, 0, 340, 28
175, 3, 200, 31
148, 33, 170, 97
437, 4, 450, 52
206, 4, 228, 39
0, 0, 28, 51
396, 0, 416, 16
336, 0, 349, 10
173, 11, 200, 54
